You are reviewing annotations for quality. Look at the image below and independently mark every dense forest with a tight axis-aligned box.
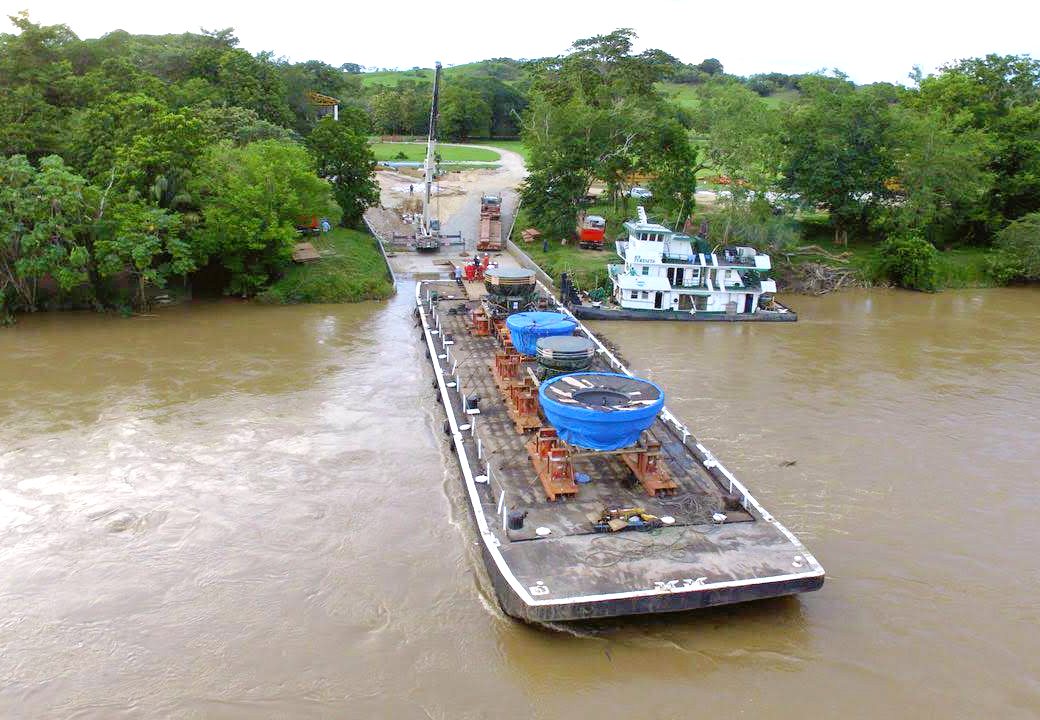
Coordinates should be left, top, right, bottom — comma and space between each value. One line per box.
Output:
2, 14, 1039, 321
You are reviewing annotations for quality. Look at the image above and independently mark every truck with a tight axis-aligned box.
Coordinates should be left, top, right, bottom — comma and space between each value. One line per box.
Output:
576, 213, 606, 249
476, 193, 503, 251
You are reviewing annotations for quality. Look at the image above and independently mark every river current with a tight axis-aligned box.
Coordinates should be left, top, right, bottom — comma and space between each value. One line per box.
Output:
1, 286, 1038, 718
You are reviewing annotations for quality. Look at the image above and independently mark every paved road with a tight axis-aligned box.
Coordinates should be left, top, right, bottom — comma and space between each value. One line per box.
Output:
436, 144, 527, 252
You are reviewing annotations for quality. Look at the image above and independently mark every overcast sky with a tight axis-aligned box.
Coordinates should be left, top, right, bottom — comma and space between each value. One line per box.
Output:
4, 0, 1038, 84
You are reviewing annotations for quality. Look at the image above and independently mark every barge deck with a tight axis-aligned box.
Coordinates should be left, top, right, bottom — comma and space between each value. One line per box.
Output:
417, 279, 823, 621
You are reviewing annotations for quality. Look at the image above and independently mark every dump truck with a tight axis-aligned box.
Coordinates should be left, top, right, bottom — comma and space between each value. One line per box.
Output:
476, 193, 503, 251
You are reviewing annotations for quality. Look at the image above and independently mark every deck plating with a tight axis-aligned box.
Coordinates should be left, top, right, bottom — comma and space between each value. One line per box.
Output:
417, 280, 824, 622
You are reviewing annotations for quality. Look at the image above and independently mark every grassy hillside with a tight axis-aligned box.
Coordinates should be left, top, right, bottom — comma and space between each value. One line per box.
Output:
659, 82, 800, 112
260, 228, 394, 304
360, 60, 523, 88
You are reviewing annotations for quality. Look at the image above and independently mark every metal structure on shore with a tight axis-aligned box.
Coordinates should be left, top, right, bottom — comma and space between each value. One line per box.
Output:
394, 61, 461, 252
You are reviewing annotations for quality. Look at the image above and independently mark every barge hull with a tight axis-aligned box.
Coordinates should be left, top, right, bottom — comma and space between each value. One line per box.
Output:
417, 280, 823, 622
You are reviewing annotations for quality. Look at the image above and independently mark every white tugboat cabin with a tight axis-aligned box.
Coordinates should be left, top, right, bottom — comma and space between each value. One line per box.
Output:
609, 207, 778, 316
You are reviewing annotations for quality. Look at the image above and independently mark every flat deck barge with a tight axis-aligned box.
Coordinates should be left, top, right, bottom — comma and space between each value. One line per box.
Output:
417, 279, 823, 622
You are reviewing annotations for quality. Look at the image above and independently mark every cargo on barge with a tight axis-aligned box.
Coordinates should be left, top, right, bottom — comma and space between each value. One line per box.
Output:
416, 274, 823, 622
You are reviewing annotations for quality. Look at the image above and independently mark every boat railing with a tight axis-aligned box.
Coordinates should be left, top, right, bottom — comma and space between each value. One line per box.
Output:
445, 353, 510, 531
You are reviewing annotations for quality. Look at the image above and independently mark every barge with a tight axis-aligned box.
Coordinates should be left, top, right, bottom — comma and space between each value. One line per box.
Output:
416, 273, 823, 621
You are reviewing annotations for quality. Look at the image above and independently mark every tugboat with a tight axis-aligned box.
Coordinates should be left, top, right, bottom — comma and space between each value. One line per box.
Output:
565, 207, 796, 321
416, 272, 823, 621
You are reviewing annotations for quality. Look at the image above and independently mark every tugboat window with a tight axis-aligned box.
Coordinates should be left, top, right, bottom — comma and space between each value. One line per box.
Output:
641, 266, 650, 275
630, 290, 638, 299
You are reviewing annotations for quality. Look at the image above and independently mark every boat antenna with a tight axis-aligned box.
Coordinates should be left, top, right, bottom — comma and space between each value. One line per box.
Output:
421, 61, 442, 238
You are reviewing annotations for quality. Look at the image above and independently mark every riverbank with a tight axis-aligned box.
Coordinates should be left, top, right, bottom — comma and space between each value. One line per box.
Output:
778, 215, 996, 291
508, 204, 623, 293
511, 202, 1004, 297
259, 228, 395, 304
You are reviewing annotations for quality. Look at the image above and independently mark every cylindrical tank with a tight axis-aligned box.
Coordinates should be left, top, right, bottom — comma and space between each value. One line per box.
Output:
536, 335, 596, 372
538, 372, 664, 451
483, 267, 536, 297
506, 312, 577, 356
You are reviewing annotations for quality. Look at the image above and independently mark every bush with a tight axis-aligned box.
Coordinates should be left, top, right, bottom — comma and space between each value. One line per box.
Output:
988, 212, 1040, 284
877, 234, 940, 291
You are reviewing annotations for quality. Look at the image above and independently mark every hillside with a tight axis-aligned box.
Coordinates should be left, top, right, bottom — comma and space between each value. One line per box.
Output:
361, 59, 525, 87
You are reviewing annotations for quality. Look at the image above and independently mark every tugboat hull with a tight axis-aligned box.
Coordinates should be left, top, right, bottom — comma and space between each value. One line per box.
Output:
569, 303, 797, 322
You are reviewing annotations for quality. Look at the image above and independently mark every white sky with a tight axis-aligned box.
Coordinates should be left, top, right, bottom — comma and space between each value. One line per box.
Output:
4, 0, 1038, 84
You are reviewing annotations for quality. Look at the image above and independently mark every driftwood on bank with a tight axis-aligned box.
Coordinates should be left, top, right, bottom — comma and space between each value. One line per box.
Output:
774, 244, 870, 295
781, 263, 862, 295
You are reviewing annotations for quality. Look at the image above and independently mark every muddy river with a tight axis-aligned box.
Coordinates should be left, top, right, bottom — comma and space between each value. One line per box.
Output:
1, 287, 1038, 718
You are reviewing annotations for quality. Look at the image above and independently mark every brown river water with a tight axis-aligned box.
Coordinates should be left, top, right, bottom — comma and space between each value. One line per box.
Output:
1, 286, 1038, 719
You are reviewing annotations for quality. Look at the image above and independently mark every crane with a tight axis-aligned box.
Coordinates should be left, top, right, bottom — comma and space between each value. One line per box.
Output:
414, 62, 443, 252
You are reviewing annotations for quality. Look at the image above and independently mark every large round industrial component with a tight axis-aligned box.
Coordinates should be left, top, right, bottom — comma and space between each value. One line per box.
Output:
483, 267, 536, 297
536, 335, 596, 372
539, 372, 664, 451
506, 312, 577, 356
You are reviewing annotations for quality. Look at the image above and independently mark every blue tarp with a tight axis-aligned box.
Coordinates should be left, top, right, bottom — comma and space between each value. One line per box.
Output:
505, 312, 576, 356
538, 372, 665, 451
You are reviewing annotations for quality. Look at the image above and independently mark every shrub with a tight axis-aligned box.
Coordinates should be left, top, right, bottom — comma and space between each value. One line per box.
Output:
877, 234, 940, 292
989, 212, 1040, 284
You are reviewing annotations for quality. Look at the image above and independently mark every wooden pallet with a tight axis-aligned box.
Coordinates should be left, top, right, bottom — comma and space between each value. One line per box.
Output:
525, 429, 578, 501
469, 308, 491, 337
620, 436, 677, 496
506, 381, 541, 434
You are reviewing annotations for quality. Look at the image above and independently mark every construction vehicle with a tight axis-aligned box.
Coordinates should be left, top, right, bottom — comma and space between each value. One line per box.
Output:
576, 212, 606, 249
588, 506, 664, 533
392, 61, 461, 252
477, 193, 503, 251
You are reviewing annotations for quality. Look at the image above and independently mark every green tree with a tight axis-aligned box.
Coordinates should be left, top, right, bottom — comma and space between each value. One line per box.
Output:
190, 140, 333, 296
781, 74, 898, 245
0, 13, 78, 157
197, 105, 299, 146
439, 81, 492, 141
94, 200, 190, 308
0, 155, 93, 311
988, 212, 1040, 282
306, 112, 379, 227
887, 106, 994, 243
693, 80, 781, 191
117, 107, 212, 209
915, 55, 1040, 231
876, 233, 940, 291
521, 29, 699, 233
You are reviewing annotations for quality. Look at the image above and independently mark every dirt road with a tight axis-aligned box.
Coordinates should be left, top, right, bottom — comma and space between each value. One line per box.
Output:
364, 144, 527, 274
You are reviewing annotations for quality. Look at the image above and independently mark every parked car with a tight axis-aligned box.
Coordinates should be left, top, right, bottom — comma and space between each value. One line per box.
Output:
629, 186, 653, 200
